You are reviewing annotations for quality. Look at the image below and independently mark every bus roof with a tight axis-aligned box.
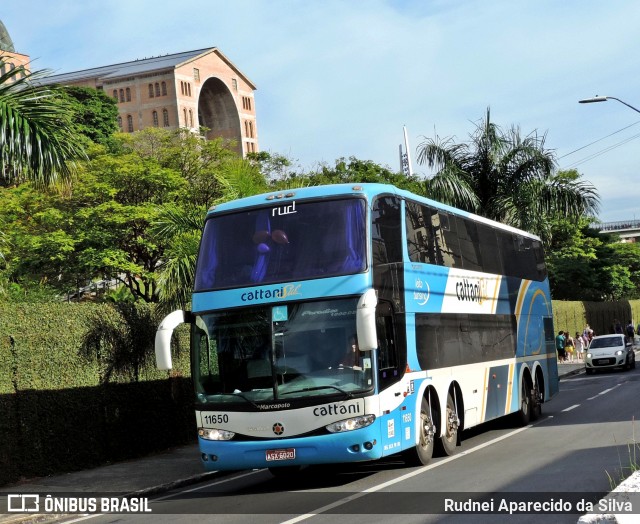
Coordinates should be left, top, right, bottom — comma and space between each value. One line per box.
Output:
207, 183, 541, 241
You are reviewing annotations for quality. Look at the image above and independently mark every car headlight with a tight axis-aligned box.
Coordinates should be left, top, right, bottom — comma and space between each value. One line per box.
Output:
615, 350, 624, 356
198, 427, 235, 441
586, 353, 592, 359
326, 414, 376, 433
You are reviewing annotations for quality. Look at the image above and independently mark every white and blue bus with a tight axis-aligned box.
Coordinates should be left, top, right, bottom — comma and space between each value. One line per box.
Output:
155, 183, 559, 474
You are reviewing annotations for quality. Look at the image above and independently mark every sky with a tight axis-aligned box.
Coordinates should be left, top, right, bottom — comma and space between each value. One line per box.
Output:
4, 0, 640, 223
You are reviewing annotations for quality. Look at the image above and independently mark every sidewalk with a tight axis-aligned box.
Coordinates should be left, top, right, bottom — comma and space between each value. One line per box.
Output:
0, 362, 597, 523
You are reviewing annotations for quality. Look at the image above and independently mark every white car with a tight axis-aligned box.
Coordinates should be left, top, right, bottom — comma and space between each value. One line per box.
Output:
585, 334, 636, 374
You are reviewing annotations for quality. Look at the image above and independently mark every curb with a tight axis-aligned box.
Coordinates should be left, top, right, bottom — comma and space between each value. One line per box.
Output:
578, 470, 640, 524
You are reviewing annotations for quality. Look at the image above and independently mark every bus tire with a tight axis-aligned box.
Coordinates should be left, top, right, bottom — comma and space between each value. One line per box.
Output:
531, 380, 542, 421
403, 395, 435, 466
518, 378, 532, 426
435, 393, 458, 456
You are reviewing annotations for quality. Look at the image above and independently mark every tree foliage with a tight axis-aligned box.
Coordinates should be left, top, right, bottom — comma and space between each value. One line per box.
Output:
58, 86, 119, 146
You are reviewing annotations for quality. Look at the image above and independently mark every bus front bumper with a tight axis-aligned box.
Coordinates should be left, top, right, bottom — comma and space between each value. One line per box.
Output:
198, 426, 382, 471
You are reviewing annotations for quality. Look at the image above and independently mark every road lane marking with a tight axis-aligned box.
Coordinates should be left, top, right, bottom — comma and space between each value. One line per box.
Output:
587, 384, 621, 400
562, 404, 580, 412
281, 424, 533, 524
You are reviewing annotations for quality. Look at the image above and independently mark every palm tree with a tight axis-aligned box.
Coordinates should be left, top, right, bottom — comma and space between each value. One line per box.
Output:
152, 204, 204, 314
0, 59, 85, 187
416, 108, 600, 242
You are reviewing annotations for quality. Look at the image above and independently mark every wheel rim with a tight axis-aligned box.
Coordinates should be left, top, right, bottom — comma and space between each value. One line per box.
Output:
521, 383, 530, 415
419, 410, 435, 449
444, 403, 458, 444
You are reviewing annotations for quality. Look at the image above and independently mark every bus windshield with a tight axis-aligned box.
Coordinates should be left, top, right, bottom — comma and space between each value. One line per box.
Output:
194, 197, 366, 291
191, 297, 374, 405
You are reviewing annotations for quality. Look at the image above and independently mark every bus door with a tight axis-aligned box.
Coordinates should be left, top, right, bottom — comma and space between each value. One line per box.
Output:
376, 301, 410, 454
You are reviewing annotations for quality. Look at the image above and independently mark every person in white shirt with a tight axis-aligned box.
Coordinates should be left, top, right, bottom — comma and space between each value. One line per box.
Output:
575, 331, 585, 361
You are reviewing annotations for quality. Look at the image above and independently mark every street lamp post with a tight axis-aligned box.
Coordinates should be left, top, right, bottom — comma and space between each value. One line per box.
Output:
579, 95, 640, 115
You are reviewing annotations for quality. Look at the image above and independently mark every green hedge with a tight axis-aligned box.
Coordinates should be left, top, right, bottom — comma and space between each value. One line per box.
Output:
0, 303, 192, 486
552, 300, 640, 338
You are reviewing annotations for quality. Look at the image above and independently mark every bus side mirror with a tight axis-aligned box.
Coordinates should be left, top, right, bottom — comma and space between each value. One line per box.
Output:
356, 289, 377, 351
155, 309, 186, 370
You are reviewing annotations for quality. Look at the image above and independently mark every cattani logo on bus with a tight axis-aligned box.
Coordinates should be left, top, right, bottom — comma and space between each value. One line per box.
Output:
455, 277, 488, 304
240, 283, 301, 302
443, 269, 500, 314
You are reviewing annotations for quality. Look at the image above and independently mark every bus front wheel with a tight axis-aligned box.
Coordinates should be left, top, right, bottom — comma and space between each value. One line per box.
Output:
403, 395, 435, 466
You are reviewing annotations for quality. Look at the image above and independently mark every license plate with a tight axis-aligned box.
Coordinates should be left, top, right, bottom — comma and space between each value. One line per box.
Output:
266, 448, 296, 462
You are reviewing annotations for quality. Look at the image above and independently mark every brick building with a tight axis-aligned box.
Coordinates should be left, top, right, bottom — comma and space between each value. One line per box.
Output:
1, 21, 258, 156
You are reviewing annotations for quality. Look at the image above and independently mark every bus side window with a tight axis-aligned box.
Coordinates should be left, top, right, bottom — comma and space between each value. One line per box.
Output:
405, 201, 439, 264
436, 213, 462, 268
371, 196, 402, 264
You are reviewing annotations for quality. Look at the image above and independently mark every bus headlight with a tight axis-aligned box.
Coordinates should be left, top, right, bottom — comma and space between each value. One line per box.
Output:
326, 414, 376, 433
198, 427, 235, 441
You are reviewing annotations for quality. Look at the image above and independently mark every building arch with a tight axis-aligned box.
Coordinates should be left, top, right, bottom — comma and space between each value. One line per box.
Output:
197, 76, 242, 155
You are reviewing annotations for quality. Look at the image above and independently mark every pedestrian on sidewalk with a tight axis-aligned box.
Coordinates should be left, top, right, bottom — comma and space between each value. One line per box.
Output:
575, 331, 585, 361
564, 331, 575, 362
626, 320, 635, 345
556, 331, 566, 363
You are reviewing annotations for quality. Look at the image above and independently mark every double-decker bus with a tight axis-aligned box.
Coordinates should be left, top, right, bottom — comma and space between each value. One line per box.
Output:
155, 183, 558, 474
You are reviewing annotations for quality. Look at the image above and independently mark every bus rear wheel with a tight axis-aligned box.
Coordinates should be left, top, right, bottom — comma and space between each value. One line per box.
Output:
403, 395, 435, 466
436, 393, 458, 456
531, 380, 542, 420
518, 378, 532, 426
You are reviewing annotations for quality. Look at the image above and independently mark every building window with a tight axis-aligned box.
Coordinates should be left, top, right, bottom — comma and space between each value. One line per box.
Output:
161, 81, 167, 96
187, 83, 191, 97
180, 81, 184, 96
125, 87, 131, 102
183, 108, 187, 126
113, 89, 118, 99
152, 111, 159, 127
127, 115, 133, 132
117, 116, 122, 130
148, 84, 154, 98
232, 78, 238, 91
242, 96, 252, 111
155, 83, 160, 97
189, 109, 194, 128
163, 109, 169, 127
249, 121, 254, 138
119, 89, 125, 103
193, 68, 200, 81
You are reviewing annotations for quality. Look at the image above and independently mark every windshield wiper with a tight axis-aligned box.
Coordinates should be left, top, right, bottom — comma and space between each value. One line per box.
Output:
280, 385, 353, 398
213, 392, 262, 409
